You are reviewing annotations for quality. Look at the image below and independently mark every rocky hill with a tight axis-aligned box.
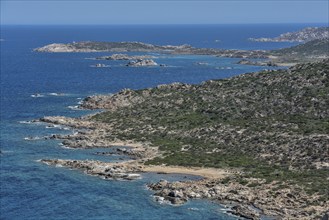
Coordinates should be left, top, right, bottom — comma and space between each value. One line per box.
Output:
88, 59, 329, 170
272, 38, 329, 61
40, 59, 329, 219
240, 38, 329, 66
85, 59, 329, 202
77, 59, 329, 218
250, 27, 329, 42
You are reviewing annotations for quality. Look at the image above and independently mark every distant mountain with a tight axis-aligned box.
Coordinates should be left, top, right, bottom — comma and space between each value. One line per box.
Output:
249, 27, 329, 42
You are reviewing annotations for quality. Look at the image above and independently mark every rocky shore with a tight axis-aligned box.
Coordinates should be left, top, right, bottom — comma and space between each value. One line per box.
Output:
35, 60, 329, 219
41, 159, 143, 180
38, 112, 328, 219
148, 177, 328, 219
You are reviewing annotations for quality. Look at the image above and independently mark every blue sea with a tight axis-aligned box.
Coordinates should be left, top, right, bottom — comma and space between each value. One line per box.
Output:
0, 24, 326, 220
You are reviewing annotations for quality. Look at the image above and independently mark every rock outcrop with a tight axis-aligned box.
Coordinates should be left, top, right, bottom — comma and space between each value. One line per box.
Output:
126, 59, 158, 67
148, 177, 328, 219
41, 159, 143, 180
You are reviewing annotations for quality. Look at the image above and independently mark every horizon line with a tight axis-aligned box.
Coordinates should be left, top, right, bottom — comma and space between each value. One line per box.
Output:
1, 22, 328, 26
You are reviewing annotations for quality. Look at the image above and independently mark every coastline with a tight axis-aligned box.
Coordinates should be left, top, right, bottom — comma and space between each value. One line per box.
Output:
37, 88, 329, 220
3, 24, 328, 220
31, 57, 328, 219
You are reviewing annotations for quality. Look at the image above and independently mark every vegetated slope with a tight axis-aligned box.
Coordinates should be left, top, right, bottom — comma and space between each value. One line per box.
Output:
90, 59, 329, 198
250, 26, 329, 42
272, 38, 329, 62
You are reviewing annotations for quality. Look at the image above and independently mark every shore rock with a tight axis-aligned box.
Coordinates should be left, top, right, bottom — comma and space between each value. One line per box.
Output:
41, 159, 142, 180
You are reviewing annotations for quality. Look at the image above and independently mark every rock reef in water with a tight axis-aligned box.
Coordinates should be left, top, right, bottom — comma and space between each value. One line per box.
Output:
96, 54, 156, 60
126, 59, 158, 67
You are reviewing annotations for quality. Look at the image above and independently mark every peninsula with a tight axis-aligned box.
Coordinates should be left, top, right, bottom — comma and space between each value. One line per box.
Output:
39, 59, 329, 219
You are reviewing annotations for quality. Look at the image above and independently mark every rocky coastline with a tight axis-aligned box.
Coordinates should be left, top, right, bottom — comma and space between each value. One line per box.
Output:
9, 25, 328, 219
37, 113, 328, 219
41, 159, 143, 180
32, 59, 329, 219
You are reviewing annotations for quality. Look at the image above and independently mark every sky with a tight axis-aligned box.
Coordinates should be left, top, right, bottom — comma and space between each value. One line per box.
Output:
1, 0, 328, 25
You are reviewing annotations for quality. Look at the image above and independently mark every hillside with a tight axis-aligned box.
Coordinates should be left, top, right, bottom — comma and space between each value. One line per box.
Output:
249, 27, 329, 42
40, 59, 329, 219
272, 38, 329, 62
87, 59, 329, 196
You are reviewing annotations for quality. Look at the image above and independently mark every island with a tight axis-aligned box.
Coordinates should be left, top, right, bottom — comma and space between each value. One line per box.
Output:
34, 29, 328, 66
34, 41, 269, 59
126, 59, 158, 67
37, 59, 329, 219
249, 27, 329, 42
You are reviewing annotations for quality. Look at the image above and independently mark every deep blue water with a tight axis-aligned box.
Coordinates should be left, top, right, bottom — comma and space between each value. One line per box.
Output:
0, 24, 326, 219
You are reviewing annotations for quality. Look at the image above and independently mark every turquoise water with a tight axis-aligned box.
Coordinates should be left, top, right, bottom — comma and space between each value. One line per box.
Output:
0, 24, 323, 219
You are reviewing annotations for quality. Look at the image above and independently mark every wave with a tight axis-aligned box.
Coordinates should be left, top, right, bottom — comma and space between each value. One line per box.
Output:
47, 92, 66, 96
18, 120, 43, 125
67, 105, 83, 110
24, 136, 44, 141
31, 94, 45, 98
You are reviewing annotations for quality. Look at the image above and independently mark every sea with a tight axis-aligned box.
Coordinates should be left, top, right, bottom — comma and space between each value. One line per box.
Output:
0, 24, 326, 220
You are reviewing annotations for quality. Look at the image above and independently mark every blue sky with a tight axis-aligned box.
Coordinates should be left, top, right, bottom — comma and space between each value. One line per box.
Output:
1, 1, 328, 25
